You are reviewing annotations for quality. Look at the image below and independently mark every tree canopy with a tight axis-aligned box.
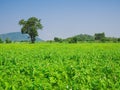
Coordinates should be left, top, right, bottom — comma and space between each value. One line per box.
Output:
19, 17, 43, 43
94, 32, 105, 41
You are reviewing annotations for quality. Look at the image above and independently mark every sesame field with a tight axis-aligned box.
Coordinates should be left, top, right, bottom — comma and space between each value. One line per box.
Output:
0, 43, 120, 90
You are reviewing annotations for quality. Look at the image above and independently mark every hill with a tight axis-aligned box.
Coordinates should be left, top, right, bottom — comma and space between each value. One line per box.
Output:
66, 34, 95, 41
54, 33, 120, 43
0, 32, 42, 42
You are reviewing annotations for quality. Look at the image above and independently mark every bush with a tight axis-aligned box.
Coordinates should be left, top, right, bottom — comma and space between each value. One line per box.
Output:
5, 38, 12, 43
54, 37, 63, 43
68, 37, 77, 43
0, 38, 3, 43
118, 38, 120, 42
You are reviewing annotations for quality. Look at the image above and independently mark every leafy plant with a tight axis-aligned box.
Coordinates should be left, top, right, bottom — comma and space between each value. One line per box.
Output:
0, 43, 120, 89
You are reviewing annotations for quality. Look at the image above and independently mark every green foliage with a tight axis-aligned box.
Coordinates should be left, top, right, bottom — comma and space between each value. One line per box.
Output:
54, 37, 63, 43
19, 17, 43, 43
5, 38, 12, 43
94, 32, 105, 41
118, 38, 120, 42
68, 37, 77, 43
0, 38, 3, 43
65, 34, 95, 43
73, 34, 95, 41
0, 43, 120, 89
105, 37, 118, 43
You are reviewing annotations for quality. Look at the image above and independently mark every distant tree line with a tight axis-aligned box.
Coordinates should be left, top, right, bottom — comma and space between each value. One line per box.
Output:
53, 32, 120, 43
0, 32, 120, 44
0, 37, 30, 43
0, 38, 12, 43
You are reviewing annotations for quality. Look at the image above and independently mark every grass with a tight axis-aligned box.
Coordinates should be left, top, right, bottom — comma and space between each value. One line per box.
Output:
0, 43, 120, 90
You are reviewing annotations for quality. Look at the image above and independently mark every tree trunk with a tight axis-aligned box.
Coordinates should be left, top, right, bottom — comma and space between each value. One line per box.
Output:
30, 35, 35, 43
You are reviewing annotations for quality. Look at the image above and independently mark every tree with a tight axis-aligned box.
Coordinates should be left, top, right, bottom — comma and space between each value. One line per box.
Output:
118, 38, 120, 42
5, 38, 12, 43
68, 37, 77, 43
54, 37, 63, 43
19, 17, 43, 43
94, 32, 105, 41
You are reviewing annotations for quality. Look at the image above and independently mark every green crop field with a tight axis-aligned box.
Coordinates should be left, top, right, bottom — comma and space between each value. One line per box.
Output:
0, 43, 120, 90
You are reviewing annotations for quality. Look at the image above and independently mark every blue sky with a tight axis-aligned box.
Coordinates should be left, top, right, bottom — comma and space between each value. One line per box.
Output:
0, 0, 120, 40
